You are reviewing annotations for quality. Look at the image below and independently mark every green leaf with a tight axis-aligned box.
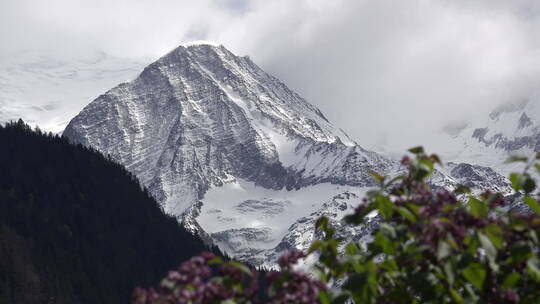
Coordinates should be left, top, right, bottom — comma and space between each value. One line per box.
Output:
308, 240, 324, 254
502, 273, 521, 288
524, 196, 540, 215
379, 223, 397, 238
444, 261, 455, 285
408, 146, 424, 154
397, 206, 417, 222
343, 214, 363, 225
316, 217, 329, 230
478, 232, 498, 271
483, 224, 504, 249
381, 259, 398, 272
345, 242, 359, 255
449, 288, 463, 303
318, 290, 331, 304
464, 284, 479, 302
374, 231, 396, 254
506, 156, 528, 163
369, 170, 385, 184
453, 184, 471, 195
418, 158, 434, 173
523, 176, 536, 194
385, 175, 405, 187
509, 173, 522, 192
468, 197, 488, 218
405, 202, 421, 216
208, 256, 223, 265
376, 194, 394, 220
535, 163, 540, 174
530, 230, 539, 244
344, 273, 373, 303
228, 260, 252, 276
437, 240, 452, 260
430, 154, 442, 165
478, 232, 497, 259
463, 263, 486, 290
527, 257, 540, 283
509, 173, 536, 194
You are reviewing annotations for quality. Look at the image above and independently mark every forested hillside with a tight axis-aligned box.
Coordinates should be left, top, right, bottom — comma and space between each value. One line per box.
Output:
0, 120, 215, 304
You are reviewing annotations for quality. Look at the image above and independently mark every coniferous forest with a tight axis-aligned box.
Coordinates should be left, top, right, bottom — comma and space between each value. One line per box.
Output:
0, 120, 216, 304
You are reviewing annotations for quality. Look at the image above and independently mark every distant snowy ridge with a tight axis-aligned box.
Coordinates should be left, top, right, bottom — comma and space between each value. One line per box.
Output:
443, 99, 540, 175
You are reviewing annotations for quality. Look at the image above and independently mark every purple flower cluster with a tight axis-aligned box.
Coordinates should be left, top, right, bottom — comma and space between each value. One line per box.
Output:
277, 250, 306, 269
132, 252, 257, 304
133, 249, 327, 304
268, 271, 326, 304
270, 250, 326, 304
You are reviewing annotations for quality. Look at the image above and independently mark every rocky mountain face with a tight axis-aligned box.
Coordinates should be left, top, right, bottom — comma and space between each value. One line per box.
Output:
445, 162, 512, 193
64, 43, 511, 266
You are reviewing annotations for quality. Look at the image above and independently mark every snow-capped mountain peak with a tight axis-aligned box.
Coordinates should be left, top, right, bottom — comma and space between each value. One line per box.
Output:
63, 44, 508, 266
64, 44, 393, 215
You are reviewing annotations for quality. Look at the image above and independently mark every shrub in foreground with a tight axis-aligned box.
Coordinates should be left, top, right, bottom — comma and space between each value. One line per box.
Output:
134, 148, 540, 303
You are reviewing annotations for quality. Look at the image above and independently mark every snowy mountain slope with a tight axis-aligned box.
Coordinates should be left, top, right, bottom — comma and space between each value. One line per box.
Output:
0, 50, 146, 132
63, 43, 511, 266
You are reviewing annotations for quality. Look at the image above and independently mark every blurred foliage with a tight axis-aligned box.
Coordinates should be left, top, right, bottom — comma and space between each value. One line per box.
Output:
136, 146, 540, 303
313, 147, 540, 303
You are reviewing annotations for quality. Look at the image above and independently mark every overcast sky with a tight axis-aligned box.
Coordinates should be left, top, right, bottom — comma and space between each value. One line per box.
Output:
2, 0, 540, 153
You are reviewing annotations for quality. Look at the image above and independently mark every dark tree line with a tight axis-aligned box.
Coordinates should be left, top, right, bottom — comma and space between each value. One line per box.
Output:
0, 119, 218, 304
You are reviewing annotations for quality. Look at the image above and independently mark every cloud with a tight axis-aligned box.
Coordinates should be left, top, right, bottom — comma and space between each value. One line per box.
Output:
0, 0, 228, 58
214, 0, 540, 153
2, 0, 540, 153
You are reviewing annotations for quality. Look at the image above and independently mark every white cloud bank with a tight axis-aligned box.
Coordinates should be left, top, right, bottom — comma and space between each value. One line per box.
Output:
2, 0, 540, 153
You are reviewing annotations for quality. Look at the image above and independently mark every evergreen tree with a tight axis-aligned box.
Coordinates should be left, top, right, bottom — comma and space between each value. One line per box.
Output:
0, 120, 219, 304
